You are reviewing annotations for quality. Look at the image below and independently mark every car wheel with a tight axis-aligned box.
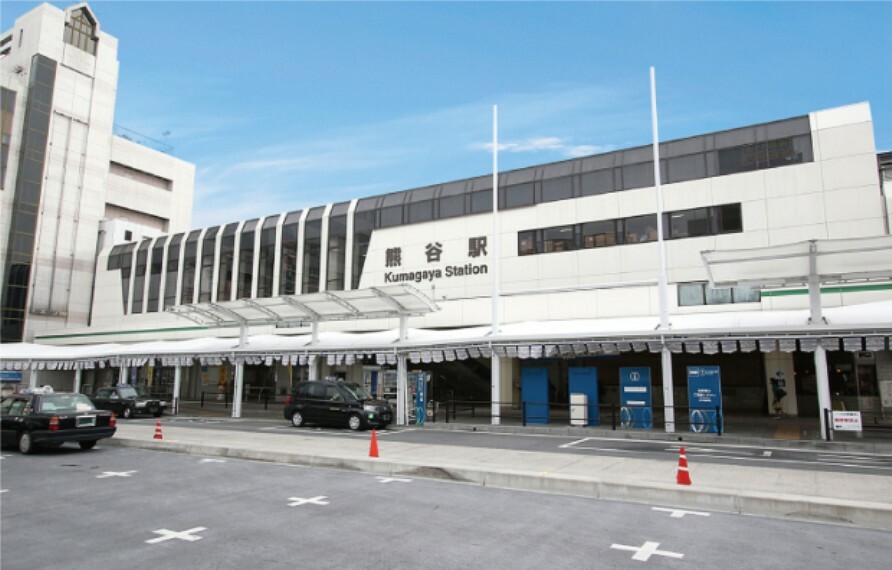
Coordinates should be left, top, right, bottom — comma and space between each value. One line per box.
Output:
291, 410, 304, 428
122, 406, 133, 419
79, 440, 97, 450
18, 431, 35, 455
347, 413, 363, 431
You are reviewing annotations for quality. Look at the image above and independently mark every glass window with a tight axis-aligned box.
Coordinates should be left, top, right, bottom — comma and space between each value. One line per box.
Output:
542, 225, 576, 253
705, 286, 733, 305
131, 241, 150, 313
715, 203, 743, 234
732, 286, 761, 303
540, 176, 574, 203
437, 194, 465, 219
622, 162, 654, 190
64, 8, 97, 55
198, 227, 219, 303
469, 190, 492, 214
237, 220, 257, 299
518, 231, 537, 256
146, 239, 165, 312
280, 212, 300, 296
580, 170, 613, 196
501, 183, 535, 209
217, 223, 238, 301
667, 154, 706, 184
164, 234, 183, 310
678, 283, 705, 307
302, 219, 321, 294
581, 220, 617, 248
257, 216, 279, 298
181, 230, 200, 305
118, 244, 134, 314
623, 214, 658, 244
352, 210, 375, 290
378, 205, 403, 228
407, 200, 433, 224
326, 215, 347, 291
668, 208, 711, 239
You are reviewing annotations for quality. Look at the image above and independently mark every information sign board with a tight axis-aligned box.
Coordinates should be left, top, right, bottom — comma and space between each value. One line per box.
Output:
687, 366, 723, 434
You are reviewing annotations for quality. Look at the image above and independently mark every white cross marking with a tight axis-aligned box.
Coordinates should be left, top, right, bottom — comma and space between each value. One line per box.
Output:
377, 477, 412, 484
611, 541, 684, 562
199, 458, 226, 463
146, 527, 207, 544
0, 489, 8, 494
96, 470, 137, 478
652, 507, 710, 518
287, 496, 329, 507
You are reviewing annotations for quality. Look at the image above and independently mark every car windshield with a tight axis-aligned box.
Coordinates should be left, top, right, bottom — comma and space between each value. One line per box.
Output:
119, 386, 139, 399
135, 386, 152, 397
341, 384, 374, 400
39, 394, 96, 413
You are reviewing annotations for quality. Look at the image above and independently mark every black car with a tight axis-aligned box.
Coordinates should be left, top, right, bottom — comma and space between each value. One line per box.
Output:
90, 384, 166, 419
284, 380, 393, 431
1, 389, 117, 454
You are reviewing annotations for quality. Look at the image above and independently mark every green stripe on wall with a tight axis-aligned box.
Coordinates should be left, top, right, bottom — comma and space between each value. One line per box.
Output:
761, 283, 892, 297
35, 325, 213, 341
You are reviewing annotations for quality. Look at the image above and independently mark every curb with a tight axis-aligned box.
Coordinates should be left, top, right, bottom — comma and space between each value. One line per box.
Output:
105, 436, 892, 531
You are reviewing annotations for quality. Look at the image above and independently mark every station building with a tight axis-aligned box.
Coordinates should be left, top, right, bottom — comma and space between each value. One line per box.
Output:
1, 7, 891, 435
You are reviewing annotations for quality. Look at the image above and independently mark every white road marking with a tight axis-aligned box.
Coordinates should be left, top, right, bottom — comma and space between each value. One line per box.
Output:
763, 451, 772, 457
287, 496, 329, 507
96, 470, 137, 478
199, 458, 226, 463
611, 541, 684, 562
559, 437, 592, 449
377, 476, 412, 484
0, 489, 8, 493
818, 454, 885, 463
146, 527, 207, 544
0, 454, 12, 460
260, 426, 290, 431
652, 507, 710, 518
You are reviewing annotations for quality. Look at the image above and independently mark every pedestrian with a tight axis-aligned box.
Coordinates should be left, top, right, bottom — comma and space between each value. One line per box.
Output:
770, 371, 787, 419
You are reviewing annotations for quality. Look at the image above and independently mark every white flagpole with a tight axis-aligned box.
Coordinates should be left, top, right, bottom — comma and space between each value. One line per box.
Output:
491, 105, 501, 425
651, 67, 675, 433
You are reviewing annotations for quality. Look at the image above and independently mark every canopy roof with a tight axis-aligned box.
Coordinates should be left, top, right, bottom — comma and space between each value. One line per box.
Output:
701, 236, 892, 288
2, 300, 890, 370
167, 284, 439, 327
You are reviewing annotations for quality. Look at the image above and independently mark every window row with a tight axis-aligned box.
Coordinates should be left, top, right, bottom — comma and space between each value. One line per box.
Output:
677, 282, 761, 306
517, 204, 743, 256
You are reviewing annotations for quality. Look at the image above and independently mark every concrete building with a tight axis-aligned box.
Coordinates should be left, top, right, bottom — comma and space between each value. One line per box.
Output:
0, 3, 195, 344
1, 6, 890, 439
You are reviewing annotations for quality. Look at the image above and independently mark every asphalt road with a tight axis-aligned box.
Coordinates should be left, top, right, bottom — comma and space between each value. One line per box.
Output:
1, 445, 889, 570
128, 416, 892, 476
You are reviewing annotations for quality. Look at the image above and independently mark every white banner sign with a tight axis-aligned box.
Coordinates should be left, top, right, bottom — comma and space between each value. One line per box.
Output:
832, 411, 863, 432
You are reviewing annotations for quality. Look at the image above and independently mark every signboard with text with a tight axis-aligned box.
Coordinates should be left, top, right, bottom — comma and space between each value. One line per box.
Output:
620, 367, 652, 429
832, 411, 863, 431
0, 371, 23, 383
687, 366, 723, 433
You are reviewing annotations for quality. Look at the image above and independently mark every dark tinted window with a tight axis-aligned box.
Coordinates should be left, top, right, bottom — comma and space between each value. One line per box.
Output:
518, 231, 537, 256
540, 177, 574, 203
437, 194, 465, 219
542, 225, 576, 253
667, 208, 711, 239
501, 183, 534, 209
623, 215, 658, 244
581, 220, 617, 248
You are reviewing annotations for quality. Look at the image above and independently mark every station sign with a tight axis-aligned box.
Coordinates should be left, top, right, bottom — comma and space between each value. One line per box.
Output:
687, 366, 723, 433
620, 367, 652, 429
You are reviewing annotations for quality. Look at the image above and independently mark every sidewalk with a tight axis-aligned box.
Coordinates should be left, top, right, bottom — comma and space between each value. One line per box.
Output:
107, 419, 892, 531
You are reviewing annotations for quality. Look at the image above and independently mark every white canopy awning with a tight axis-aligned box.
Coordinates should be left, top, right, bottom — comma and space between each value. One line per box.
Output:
2, 300, 890, 370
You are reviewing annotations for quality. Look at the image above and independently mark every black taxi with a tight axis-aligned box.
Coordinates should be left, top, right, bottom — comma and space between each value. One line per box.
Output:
284, 380, 393, 431
1, 388, 117, 454
90, 384, 166, 419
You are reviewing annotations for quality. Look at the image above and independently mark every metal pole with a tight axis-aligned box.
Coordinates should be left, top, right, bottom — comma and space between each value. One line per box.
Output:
74, 368, 82, 393
173, 365, 182, 416
815, 345, 832, 440
491, 105, 502, 426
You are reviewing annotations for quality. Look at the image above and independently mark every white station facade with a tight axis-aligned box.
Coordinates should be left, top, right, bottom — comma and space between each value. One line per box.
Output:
2, 7, 891, 435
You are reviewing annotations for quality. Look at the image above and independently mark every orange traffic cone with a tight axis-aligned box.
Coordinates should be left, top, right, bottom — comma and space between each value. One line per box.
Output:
369, 429, 379, 458
153, 419, 163, 440
676, 446, 691, 485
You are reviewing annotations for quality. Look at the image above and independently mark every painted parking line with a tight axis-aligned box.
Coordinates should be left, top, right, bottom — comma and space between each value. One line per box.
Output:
96, 470, 137, 478
146, 527, 207, 544
377, 476, 412, 484
199, 458, 226, 463
287, 496, 329, 507
611, 541, 684, 562
652, 507, 710, 519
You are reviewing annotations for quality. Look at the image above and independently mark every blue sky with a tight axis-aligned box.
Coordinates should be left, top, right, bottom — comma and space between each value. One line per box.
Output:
3, 1, 891, 229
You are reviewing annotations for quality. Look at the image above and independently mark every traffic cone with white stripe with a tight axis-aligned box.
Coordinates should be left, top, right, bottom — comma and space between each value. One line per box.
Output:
676, 446, 691, 485
153, 419, 163, 440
